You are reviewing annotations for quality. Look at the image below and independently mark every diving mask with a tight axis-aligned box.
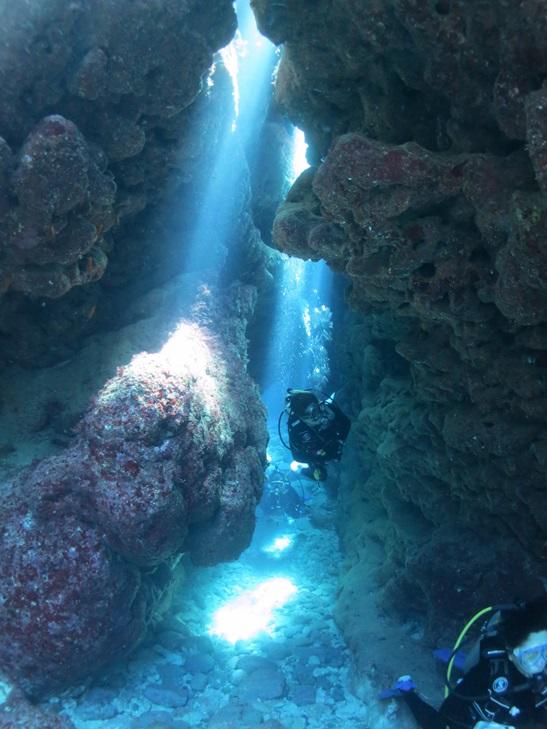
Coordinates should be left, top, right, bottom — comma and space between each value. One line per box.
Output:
511, 631, 547, 675
302, 402, 324, 426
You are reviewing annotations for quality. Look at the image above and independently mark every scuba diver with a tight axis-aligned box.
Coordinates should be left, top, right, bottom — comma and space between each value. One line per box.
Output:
280, 388, 350, 481
260, 465, 309, 519
385, 595, 547, 729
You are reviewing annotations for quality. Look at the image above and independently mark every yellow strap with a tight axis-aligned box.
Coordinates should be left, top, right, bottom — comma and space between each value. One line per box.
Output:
445, 605, 494, 698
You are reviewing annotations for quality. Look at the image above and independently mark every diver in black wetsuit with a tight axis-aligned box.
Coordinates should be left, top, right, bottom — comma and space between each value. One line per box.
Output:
260, 465, 308, 519
397, 596, 547, 729
283, 388, 350, 481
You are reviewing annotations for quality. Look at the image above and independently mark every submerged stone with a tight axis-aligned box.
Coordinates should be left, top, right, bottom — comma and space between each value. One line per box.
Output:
143, 686, 189, 709
237, 666, 287, 701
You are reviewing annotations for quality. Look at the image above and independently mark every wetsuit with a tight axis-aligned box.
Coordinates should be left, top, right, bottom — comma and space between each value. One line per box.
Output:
261, 469, 307, 518
287, 399, 350, 465
403, 639, 547, 728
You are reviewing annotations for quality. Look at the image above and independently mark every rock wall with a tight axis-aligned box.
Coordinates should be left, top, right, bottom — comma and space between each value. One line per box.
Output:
256, 0, 547, 646
0, 689, 77, 729
0, 0, 273, 704
0, 0, 239, 368
0, 285, 268, 698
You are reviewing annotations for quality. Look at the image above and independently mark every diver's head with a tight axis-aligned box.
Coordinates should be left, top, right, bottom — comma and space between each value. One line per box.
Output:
303, 401, 322, 425
509, 630, 547, 677
502, 596, 547, 678
286, 389, 318, 418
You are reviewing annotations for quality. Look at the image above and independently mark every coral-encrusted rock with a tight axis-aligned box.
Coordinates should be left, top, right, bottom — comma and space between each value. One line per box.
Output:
262, 0, 547, 668
1, 115, 115, 298
272, 112, 547, 645
312, 134, 463, 225
0, 690, 76, 728
526, 87, 547, 195
13, 116, 89, 219
275, 132, 547, 334
0, 0, 237, 362
0, 137, 13, 217
494, 192, 547, 325
382, 527, 535, 641
0, 500, 145, 698
251, 0, 302, 45
0, 302, 267, 697
262, 0, 547, 160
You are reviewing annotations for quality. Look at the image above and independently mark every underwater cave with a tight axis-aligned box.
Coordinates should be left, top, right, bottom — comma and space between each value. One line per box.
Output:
0, 1, 546, 728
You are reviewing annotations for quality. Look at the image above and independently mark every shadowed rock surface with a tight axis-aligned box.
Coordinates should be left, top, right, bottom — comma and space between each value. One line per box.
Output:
260, 0, 547, 655
0, 0, 237, 368
0, 690, 76, 728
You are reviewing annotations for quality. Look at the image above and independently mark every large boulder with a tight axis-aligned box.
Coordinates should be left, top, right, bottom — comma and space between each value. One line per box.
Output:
0, 289, 268, 698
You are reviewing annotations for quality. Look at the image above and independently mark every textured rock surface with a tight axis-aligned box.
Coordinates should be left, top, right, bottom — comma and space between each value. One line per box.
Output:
0, 0, 272, 709
0, 690, 76, 728
260, 0, 547, 647
4, 114, 114, 298
0, 288, 267, 698
0, 0, 236, 368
